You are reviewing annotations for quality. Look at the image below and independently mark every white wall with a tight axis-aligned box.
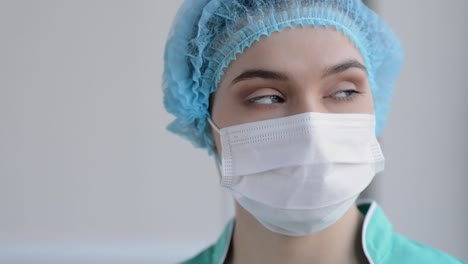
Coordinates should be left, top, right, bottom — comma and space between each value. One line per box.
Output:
0, 0, 466, 263
378, 0, 468, 261
0, 1, 228, 263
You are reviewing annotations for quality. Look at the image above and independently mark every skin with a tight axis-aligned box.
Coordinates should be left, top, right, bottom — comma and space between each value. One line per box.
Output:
210, 26, 373, 264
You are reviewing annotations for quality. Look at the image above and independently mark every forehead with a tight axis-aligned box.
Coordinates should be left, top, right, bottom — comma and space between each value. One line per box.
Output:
221, 26, 364, 83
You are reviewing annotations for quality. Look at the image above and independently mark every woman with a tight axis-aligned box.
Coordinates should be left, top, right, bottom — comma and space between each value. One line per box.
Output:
163, 0, 464, 263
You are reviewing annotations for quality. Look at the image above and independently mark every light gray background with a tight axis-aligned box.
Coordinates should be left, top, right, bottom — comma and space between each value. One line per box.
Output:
0, 1, 467, 263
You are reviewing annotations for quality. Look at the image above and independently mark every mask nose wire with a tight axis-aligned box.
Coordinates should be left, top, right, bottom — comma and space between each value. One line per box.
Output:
207, 117, 221, 134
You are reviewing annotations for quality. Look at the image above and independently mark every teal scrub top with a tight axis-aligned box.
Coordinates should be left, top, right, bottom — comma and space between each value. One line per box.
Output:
181, 201, 465, 264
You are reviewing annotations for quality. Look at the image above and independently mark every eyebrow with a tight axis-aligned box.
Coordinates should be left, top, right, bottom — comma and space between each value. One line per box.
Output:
231, 69, 289, 85
321, 59, 367, 79
230, 59, 367, 86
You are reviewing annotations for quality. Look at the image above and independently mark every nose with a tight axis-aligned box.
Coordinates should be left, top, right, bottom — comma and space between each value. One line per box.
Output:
288, 90, 328, 116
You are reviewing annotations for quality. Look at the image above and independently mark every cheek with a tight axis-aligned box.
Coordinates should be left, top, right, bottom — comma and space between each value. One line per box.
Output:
367, 94, 376, 113
359, 93, 375, 114
212, 87, 257, 127
210, 88, 243, 155
323, 91, 375, 114
360, 84, 376, 114
360, 94, 375, 114
349, 81, 375, 114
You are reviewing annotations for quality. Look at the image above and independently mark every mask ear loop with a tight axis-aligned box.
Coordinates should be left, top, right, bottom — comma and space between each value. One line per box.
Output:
207, 117, 221, 163
208, 117, 223, 180
207, 117, 220, 134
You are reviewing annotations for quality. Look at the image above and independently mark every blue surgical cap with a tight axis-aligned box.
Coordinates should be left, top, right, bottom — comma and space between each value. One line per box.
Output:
163, 0, 403, 154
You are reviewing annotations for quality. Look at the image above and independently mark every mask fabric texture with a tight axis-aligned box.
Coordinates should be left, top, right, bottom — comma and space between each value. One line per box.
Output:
209, 112, 384, 236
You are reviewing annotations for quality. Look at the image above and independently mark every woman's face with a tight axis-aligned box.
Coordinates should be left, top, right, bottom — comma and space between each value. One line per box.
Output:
210, 26, 374, 154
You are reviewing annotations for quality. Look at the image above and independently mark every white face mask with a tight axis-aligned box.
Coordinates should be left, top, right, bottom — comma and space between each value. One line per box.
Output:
208, 112, 384, 236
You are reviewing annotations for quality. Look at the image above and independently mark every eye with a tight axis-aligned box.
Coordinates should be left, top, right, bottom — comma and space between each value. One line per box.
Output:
331, 90, 361, 101
245, 88, 285, 106
248, 95, 285, 105
326, 80, 363, 102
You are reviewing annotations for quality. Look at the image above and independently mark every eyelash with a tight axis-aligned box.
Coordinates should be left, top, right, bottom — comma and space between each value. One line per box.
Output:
247, 95, 285, 105
328, 89, 363, 102
246, 89, 362, 106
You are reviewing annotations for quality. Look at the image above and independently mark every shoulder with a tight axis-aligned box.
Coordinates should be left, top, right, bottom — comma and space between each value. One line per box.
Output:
381, 233, 465, 264
359, 201, 465, 264
180, 245, 216, 264
179, 219, 235, 264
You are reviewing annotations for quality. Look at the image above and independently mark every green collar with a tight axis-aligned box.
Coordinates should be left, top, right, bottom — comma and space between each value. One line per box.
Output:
183, 201, 463, 264
359, 201, 393, 264
208, 201, 392, 264
211, 216, 235, 263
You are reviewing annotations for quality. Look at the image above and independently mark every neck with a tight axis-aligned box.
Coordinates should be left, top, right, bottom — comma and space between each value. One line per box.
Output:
227, 202, 367, 264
